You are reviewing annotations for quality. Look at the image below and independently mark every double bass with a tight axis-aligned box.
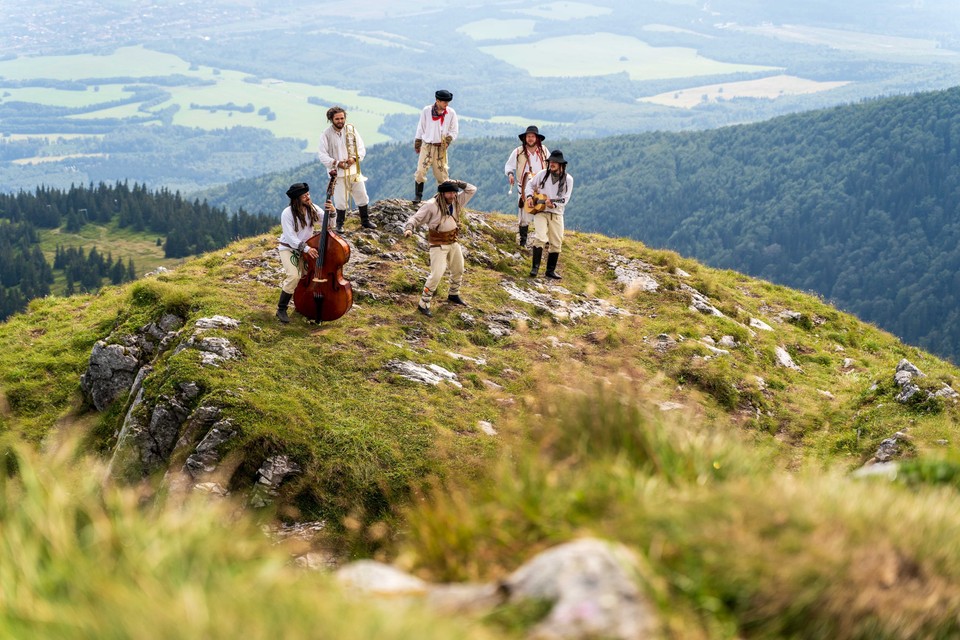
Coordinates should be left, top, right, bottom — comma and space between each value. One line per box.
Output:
292, 170, 353, 322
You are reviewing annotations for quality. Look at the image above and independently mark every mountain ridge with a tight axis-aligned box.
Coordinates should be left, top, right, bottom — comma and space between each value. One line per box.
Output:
199, 85, 960, 364
3, 197, 960, 636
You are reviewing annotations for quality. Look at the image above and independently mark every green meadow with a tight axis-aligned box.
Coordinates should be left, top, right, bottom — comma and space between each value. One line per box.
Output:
0, 46, 420, 150
37, 223, 184, 287
480, 33, 778, 80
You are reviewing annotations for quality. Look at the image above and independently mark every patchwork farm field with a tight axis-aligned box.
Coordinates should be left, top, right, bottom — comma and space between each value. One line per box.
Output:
639, 74, 851, 108
480, 32, 778, 80
0, 46, 418, 150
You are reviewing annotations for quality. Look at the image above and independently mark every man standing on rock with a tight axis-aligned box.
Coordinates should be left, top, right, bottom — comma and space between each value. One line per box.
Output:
505, 125, 549, 249
413, 89, 458, 206
525, 150, 573, 280
403, 179, 477, 317
317, 106, 377, 232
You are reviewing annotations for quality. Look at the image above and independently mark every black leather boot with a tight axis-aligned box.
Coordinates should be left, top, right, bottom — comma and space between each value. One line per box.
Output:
276, 291, 293, 323
518, 225, 528, 247
335, 209, 346, 233
413, 182, 424, 205
359, 204, 377, 229
529, 247, 542, 277
545, 252, 562, 280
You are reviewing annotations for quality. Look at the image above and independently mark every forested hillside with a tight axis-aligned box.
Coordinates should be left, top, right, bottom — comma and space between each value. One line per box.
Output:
0, 182, 275, 321
575, 86, 960, 363
204, 86, 960, 363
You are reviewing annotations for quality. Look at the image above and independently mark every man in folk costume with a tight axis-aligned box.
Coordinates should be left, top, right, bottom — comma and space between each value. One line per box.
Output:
275, 182, 335, 323
504, 125, 549, 248
403, 180, 477, 317
413, 89, 459, 205
524, 150, 573, 280
317, 106, 376, 232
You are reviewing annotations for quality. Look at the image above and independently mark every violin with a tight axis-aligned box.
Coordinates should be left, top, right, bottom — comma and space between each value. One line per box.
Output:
292, 170, 353, 322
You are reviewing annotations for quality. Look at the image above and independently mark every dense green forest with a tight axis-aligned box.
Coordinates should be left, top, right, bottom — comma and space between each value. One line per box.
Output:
0, 125, 309, 194
0, 220, 52, 321
0, 182, 276, 321
574, 86, 960, 363
203, 86, 960, 363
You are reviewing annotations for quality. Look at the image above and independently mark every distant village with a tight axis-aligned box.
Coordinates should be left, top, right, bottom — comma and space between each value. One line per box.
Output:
2, 1, 261, 55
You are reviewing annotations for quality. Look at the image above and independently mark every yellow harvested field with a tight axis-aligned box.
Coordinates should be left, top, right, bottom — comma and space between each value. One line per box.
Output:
639, 74, 850, 108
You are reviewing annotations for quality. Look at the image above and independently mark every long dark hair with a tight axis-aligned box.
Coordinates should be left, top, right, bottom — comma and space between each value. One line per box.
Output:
520, 141, 545, 171
290, 197, 320, 232
539, 165, 567, 197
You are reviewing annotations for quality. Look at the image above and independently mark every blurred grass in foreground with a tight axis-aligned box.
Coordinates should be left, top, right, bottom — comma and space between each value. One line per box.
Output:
399, 389, 960, 639
0, 437, 504, 640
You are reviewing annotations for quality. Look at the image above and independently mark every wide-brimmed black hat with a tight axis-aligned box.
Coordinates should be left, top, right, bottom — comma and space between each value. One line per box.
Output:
519, 125, 545, 142
435, 89, 453, 101
286, 182, 309, 199
437, 181, 459, 193
546, 150, 567, 165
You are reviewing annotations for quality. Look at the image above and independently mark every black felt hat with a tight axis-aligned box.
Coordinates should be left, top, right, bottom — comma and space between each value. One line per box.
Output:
519, 125, 545, 142
437, 181, 459, 193
286, 182, 309, 199
546, 150, 567, 165
435, 89, 453, 101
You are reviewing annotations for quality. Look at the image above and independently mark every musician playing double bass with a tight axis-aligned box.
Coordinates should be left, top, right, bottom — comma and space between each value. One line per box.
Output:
317, 106, 376, 232
403, 180, 477, 317
504, 125, 549, 249
275, 182, 335, 323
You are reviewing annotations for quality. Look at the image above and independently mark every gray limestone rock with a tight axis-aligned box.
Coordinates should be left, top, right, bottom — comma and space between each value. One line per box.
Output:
774, 346, 801, 371
184, 420, 237, 478
250, 455, 303, 508
80, 340, 142, 411
501, 538, 657, 640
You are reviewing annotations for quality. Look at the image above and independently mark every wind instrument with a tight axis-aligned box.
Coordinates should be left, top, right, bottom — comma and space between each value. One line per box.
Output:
344, 123, 362, 183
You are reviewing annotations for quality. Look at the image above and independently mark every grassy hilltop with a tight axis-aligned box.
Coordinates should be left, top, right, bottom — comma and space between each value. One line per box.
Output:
2, 200, 960, 638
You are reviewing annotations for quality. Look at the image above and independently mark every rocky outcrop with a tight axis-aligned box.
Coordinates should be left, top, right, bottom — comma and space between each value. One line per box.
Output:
80, 341, 142, 411
80, 313, 185, 411
111, 381, 201, 478
250, 455, 303, 508
333, 538, 658, 640
385, 359, 461, 387
86, 314, 246, 481
682, 284, 724, 317
183, 419, 237, 478
774, 346, 801, 371
502, 280, 629, 321
893, 358, 959, 404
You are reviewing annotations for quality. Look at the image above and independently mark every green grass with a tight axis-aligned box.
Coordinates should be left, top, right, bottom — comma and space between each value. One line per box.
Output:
399, 389, 960, 638
4, 209, 960, 637
38, 221, 182, 285
0, 439, 509, 640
